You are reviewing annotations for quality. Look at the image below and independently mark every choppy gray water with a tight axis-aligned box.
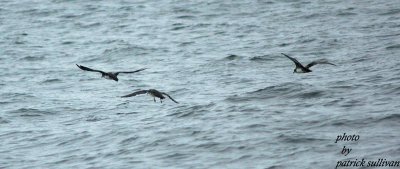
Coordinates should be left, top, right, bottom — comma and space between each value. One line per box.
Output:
1, 0, 400, 168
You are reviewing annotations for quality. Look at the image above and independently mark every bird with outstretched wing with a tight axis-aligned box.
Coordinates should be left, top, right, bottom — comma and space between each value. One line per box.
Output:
76, 64, 147, 81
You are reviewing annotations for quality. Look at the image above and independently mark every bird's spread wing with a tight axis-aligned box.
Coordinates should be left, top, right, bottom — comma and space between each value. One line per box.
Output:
281, 53, 305, 68
115, 68, 147, 75
121, 90, 148, 98
76, 64, 105, 74
305, 59, 336, 68
162, 92, 179, 104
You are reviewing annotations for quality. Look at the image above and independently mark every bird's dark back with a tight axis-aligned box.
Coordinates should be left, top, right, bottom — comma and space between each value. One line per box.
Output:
107, 73, 119, 81
149, 89, 165, 99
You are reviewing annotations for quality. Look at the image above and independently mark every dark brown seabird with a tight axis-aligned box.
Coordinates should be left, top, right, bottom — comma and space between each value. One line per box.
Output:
281, 53, 336, 73
76, 64, 147, 82
121, 89, 179, 104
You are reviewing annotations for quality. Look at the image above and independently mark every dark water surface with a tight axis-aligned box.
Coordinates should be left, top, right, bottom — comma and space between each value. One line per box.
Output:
1, 0, 400, 168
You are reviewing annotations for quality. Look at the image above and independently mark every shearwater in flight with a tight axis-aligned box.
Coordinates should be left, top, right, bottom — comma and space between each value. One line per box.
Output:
121, 89, 179, 104
76, 64, 147, 81
281, 53, 336, 73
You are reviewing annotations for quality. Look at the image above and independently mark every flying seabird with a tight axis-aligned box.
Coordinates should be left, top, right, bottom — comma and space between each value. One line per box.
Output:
76, 64, 147, 81
281, 53, 336, 73
121, 89, 179, 104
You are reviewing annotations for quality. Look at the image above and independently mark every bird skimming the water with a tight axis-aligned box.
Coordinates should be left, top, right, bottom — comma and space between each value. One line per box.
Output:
76, 64, 147, 81
281, 53, 336, 73
121, 89, 179, 104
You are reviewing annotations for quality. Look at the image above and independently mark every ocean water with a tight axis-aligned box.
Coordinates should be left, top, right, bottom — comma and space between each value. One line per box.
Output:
1, 0, 400, 168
